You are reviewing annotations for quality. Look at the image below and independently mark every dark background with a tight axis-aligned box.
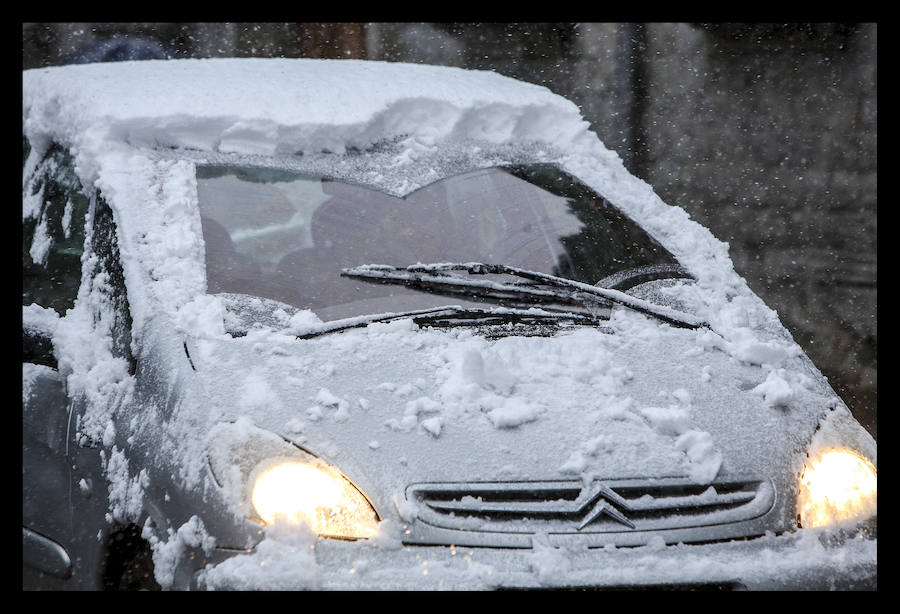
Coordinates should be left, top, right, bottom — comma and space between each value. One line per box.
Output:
22, 23, 877, 437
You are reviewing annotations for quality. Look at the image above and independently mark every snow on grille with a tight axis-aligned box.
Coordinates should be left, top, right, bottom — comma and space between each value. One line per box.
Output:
407, 477, 775, 546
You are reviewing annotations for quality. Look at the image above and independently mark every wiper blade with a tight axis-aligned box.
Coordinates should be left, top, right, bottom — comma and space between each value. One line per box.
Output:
293, 304, 597, 340
342, 262, 708, 330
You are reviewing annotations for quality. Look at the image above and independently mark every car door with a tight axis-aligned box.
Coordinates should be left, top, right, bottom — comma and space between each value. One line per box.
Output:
22, 142, 120, 589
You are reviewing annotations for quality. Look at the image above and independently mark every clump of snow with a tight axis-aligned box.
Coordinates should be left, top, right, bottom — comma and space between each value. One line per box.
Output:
238, 372, 282, 412
102, 421, 116, 448
486, 399, 542, 429
529, 533, 574, 584
202, 534, 318, 590
675, 431, 723, 484
405, 396, 442, 417
420, 416, 443, 437
61, 198, 74, 237
201, 518, 319, 590
286, 309, 323, 333
752, 369, 796, 408
365, 518, 405, 551
177, 294, 228, 339
22, 148, 47, 221
57, 293, 134, 446
23, 302, 60, 336
641, 535, 668, 551
724, 329, 801, 367
640, 406, 691, 437
639, 396, 722, 484
103, 446, 149, 524
144, 515, 217, 589
313, 388, 351, 422
393, 493, 420, 523
29, 214, 52, 265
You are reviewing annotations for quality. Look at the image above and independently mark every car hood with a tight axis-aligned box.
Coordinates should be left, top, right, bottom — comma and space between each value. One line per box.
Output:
178, 304, 837, 522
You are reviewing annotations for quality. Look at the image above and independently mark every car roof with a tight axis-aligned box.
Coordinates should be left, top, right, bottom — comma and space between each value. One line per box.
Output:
23, 58, 584, 156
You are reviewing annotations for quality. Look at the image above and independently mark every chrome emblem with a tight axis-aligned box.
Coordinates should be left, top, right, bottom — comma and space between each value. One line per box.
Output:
574, 483, 635, 530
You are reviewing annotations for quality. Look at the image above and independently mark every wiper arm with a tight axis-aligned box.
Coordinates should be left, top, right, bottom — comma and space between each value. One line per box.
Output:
342, 262, 708, 330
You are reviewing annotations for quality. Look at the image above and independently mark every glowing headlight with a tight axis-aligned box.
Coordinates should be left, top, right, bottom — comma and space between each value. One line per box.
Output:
797, 448, 877, 529
250, 460, 379, 539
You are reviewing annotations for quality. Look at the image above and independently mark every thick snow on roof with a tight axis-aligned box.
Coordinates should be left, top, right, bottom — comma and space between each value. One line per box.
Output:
23, 58, 588, 156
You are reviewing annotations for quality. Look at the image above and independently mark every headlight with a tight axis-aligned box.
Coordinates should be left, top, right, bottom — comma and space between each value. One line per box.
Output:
207, 419, 380, 540
250, 459, 379, 539
797, 448, 876, 529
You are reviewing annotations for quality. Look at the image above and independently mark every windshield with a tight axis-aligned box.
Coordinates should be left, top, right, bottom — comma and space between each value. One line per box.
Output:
197, 163, 684, 322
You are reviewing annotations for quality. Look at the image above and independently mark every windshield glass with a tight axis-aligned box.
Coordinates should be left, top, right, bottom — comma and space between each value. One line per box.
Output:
196, 163, 683, 322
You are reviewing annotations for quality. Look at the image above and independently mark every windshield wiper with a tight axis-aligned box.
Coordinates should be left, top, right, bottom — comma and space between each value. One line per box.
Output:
293, 304, 598, 340
342, 262, 708, 330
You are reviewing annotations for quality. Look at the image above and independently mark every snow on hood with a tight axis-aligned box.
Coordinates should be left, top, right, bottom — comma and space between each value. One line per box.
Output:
184, 307, 835, 499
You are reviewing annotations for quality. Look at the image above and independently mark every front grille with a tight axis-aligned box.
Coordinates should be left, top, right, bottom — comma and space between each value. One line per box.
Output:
406, 477, 775, 548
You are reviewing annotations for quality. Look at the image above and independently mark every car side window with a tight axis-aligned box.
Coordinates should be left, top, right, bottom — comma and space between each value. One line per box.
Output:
23, 142, 90, 315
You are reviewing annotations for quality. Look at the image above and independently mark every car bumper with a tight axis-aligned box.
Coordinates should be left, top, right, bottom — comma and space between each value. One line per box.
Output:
192, 529, 876, 591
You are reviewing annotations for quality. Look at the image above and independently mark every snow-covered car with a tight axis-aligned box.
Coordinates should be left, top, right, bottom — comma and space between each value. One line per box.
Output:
22, 58, 876, 590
